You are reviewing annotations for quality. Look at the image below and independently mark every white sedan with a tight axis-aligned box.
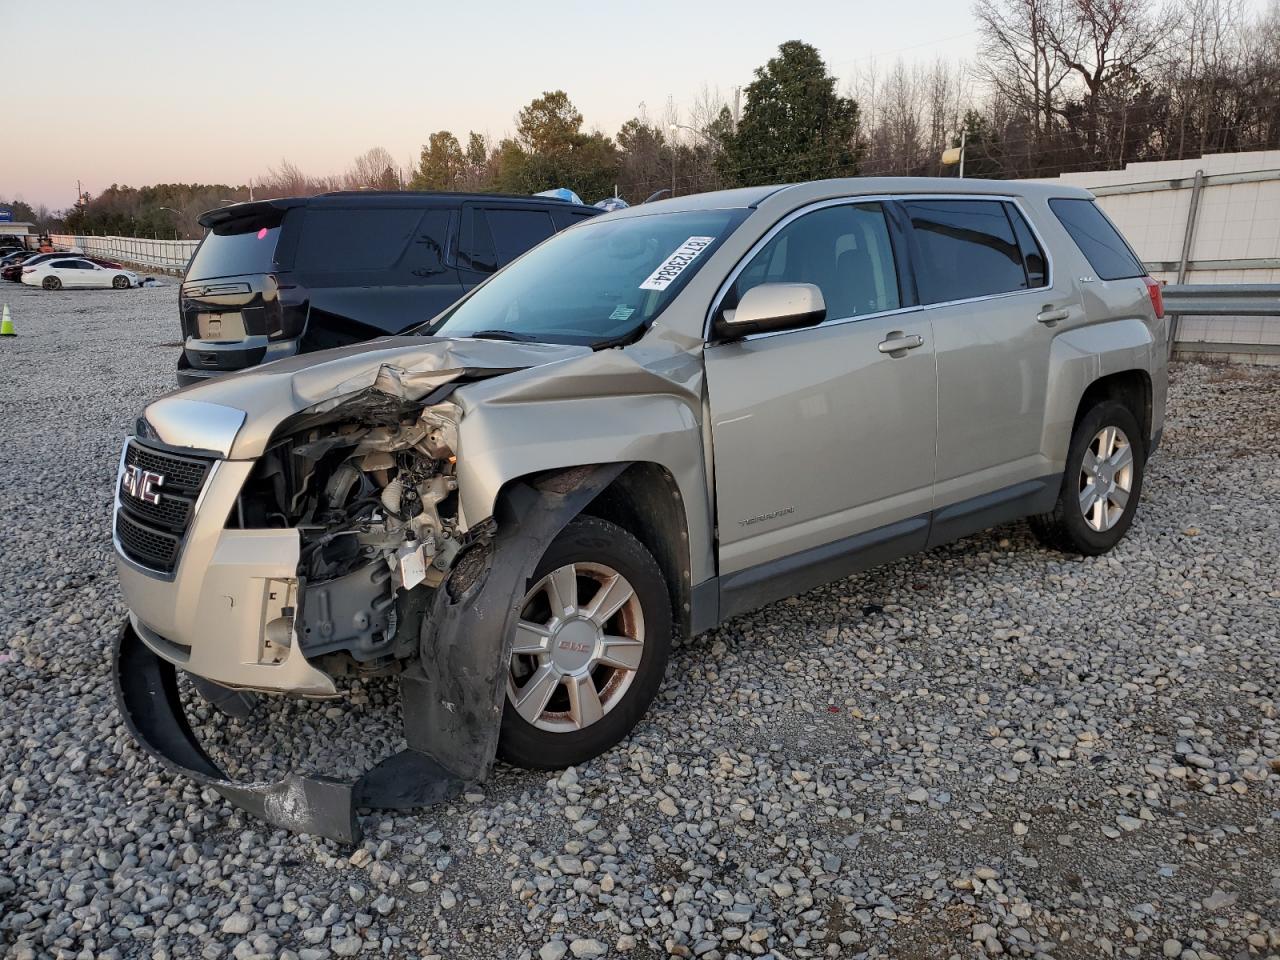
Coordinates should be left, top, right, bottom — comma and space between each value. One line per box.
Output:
22, 257, 139, 290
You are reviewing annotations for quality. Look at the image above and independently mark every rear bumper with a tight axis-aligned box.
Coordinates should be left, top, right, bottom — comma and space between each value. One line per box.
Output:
177, 336, 301, 386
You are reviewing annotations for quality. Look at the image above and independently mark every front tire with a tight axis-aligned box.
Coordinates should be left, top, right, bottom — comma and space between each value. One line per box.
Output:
112, 275, 130, 289
498, 515, 672, 770
42, 276, 61, 290
1030, 399, 1146, 555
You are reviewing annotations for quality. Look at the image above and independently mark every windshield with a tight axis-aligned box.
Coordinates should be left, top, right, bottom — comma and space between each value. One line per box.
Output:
425, 208, 748, 346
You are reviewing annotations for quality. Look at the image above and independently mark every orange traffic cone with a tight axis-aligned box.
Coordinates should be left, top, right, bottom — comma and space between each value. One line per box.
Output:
0, 304, 14, 337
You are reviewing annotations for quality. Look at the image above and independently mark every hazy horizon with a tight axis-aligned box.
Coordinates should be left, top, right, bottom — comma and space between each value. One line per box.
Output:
7, 0, 982, 209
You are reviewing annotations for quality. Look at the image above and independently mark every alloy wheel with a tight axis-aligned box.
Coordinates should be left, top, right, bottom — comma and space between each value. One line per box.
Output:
1079, 425, 1133, 532
506, 561, 645, 732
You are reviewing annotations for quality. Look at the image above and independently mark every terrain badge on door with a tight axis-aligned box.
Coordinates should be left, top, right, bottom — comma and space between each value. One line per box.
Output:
740, 506, 795, 526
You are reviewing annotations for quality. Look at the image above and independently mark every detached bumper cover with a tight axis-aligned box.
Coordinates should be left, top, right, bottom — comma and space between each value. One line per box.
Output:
112, 464, 628, 844
113, 622, 462, 844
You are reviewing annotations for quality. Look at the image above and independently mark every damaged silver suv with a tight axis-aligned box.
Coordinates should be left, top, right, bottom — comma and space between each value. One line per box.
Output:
113, 179, 1168, 841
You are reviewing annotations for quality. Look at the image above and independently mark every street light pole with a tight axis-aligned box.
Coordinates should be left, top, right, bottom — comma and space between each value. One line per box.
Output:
940, 128, 968, 179
157, 206, 180, 240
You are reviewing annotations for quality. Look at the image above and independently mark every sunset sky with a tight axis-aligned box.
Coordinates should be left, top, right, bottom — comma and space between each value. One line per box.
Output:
6, 0, 982, 209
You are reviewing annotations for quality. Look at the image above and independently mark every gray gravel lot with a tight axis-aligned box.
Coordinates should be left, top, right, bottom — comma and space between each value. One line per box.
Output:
1, 282, 1277, 960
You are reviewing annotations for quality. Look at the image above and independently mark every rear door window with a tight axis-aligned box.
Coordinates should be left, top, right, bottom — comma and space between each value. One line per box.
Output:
294, 207, 452, 284
295, 207, 420, 273
902, 199, 1029, 304
1005, 202, 1048, 287
1049, 198, 1145, 280
551, 207, 599, 230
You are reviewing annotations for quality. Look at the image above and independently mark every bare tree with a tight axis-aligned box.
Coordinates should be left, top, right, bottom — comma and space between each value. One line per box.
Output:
1043, 0, 1164, 159
855, 58, 968, 176
973, 0, 1074, 172
344, 147, 399, 190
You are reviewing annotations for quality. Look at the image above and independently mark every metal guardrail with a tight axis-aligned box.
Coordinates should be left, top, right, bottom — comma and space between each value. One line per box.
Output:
48, 234, 199, 274
1162, 284, 1280, 316
1163, 283, 1280, 357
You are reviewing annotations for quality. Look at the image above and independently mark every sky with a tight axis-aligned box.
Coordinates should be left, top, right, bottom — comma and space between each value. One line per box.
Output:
5, 0, 983, 210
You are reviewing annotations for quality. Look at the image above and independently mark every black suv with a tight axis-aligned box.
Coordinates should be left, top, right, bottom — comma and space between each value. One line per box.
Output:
176, 191, 599, 385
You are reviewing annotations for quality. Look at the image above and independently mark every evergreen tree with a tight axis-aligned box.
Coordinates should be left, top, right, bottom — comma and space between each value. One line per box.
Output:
718, 41, 861, 186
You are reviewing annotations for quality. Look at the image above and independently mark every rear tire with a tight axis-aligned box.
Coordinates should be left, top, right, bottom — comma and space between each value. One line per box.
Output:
1030, 399, 1146, 555
42, 276, 61, 290
112, 275, 130, 289
497, 516, 672, 770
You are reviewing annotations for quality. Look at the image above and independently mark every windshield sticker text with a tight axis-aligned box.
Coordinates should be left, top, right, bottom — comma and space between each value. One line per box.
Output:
609, 304, 636, 321
639, 236, 716, 292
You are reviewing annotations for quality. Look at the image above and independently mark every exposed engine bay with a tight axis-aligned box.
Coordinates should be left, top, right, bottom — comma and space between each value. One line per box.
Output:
231, 391, 493, 676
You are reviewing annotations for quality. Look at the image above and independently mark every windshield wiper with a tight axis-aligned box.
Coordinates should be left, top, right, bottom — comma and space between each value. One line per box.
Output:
465, 329, 540, 343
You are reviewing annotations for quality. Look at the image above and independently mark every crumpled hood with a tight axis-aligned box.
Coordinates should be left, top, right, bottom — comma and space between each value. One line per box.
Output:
144, 336, 591, 459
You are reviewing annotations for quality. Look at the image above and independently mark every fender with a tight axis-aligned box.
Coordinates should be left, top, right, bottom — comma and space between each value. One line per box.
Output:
1041, 317, 1155, 469
450, 346, 717, 586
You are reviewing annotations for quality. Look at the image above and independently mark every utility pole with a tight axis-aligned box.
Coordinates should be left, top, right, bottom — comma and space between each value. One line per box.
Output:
732, 86, 741, 130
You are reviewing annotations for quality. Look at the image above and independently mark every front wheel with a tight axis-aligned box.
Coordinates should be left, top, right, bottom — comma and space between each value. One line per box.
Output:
1030, 399, 1146, 555
112, 274, 130, 289
42, 276, 61, 290
498, 515, 672, 769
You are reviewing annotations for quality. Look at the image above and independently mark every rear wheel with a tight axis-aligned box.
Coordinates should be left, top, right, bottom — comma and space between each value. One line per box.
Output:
42, 276, 61, 290
112, 274, 130, 289
1030, 399, 1146, 555
498, 515, 672, 769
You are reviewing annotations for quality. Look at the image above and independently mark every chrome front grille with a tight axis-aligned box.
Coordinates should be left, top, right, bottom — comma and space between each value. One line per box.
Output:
115, 439, 215, 574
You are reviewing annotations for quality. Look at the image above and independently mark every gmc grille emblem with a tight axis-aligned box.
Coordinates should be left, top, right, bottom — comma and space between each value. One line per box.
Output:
122, 466, 164, 506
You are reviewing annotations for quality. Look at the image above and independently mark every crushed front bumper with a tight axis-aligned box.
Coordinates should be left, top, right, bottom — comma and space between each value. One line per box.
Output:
111, 464, 629, 844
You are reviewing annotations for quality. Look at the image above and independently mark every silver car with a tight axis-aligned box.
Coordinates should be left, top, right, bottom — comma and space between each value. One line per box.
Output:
111, 178, 1167, 841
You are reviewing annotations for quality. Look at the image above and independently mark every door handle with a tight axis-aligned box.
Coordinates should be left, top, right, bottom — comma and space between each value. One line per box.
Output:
1036, 307, 1071, 325
877, 333, 924, 355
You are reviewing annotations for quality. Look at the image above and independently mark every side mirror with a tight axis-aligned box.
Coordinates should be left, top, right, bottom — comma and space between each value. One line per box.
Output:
714, 282, 826, 340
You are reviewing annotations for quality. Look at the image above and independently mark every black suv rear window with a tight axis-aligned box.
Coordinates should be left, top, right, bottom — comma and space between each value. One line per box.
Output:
188, 222, 281, 281
1049, 198, 1145, 280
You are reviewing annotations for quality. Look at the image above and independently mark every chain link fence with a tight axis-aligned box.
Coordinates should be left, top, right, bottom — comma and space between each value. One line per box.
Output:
49, 235, 198, 274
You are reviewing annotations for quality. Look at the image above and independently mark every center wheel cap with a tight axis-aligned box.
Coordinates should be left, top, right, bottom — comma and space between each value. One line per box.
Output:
551, 618, 599, 673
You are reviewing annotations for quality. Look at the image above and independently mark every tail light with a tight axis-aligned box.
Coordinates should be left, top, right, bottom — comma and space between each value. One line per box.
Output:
22, 266, 35, 273
1142, 276, 1164, 319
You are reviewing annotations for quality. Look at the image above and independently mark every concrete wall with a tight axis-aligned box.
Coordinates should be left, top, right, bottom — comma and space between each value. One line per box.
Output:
1037, 151, 1280, 360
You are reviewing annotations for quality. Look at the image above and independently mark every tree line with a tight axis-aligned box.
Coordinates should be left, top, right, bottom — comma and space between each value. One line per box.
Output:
24, 0, 1280, 239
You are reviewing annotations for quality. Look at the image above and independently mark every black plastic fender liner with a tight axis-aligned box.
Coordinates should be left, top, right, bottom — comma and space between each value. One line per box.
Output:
112, 622, 363, 844
401, 462, 632, 783
111, 462, 629, 843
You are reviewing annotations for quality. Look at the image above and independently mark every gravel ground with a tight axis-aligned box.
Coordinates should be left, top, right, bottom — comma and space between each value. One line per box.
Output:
1, 282, 1278, 960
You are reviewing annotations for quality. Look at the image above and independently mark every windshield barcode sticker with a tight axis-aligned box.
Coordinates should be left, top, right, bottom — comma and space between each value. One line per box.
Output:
639, 236, 716, 291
